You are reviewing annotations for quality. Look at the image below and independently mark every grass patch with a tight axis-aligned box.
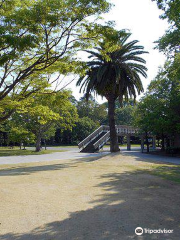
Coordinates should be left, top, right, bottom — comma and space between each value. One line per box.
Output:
104, 144, 141, 148
118, 157, 180, 184
149, 165, 180, 184
121, 144, 141, 147
128, 162, 180, 184
0, 148, 65, 157
46, 145, 78, 148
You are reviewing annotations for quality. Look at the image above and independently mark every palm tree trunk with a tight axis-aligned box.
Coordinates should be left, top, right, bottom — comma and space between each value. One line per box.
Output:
108, 98, 120, 152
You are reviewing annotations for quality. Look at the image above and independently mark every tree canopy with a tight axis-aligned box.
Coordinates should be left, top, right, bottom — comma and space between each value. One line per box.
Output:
0, 0, 111, 121
8, 90, 78, 151
134, 53, 180, 150
153, 0, 180, 54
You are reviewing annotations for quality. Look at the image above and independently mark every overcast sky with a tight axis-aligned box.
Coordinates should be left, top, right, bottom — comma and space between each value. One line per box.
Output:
66, 0, 169, 102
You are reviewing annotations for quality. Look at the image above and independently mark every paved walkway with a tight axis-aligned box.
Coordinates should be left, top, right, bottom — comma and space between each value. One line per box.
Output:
0, 148, 109, 165
122, 149, 180, 165
0, 146, 180, 165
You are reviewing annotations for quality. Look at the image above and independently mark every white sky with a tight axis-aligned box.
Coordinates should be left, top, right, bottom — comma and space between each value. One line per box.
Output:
66, 0, 169, 103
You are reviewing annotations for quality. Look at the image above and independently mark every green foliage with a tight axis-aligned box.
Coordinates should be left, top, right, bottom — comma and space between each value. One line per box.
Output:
153, 0, 180, 53
115, 105, 135, 126
76, 96, 107, 124
8, 90, 78, 149
77, 30, 148, 103
0, 0, 111, 121
9, 127, 35, 146
25, 91, 78, 139
72, 116, 99, 142
101, 100, 135, 125
0, 147, 64, 156
77, 30, 147, 152
166, 146, 180, 155
134, 94, 170, 135
134, 54, 180, 144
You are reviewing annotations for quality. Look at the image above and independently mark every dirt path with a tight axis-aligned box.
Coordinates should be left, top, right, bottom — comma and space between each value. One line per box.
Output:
0, 152, 180, 239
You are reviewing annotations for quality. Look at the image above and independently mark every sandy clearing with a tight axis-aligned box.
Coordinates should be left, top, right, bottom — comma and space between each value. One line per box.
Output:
0, 153, 180, 240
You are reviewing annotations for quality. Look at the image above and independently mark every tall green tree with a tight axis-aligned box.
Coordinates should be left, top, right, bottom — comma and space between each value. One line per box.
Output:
134, 55, 180, 150
77, 31, 148, 152
153, 0, 180, 53
102, 100, 136, 125
72, 116, 99, 143
77, 96, 107, 124
9, 127, 35, 149
134, 95, 169, 151
9, 90, 78, 151
0, 0, 111, 121
115, 105, 135, 126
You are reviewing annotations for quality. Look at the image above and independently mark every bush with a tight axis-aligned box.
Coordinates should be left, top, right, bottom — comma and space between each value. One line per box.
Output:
166, 147, 180, 154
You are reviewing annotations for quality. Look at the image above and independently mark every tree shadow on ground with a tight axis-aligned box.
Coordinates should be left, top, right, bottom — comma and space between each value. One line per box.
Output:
0, 154, 107, 176
74, 154, 109, 163
120, 150, 180, 165
145, 165, 180, 183
1, 168, 180, 239
0, 163, 76, 176
118, 150, 180, 183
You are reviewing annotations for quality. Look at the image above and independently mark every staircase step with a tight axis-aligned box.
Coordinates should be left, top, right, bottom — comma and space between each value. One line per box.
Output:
80, 132, 107, 153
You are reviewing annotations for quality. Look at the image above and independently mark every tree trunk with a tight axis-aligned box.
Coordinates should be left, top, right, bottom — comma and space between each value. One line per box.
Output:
108, 98, 120, 152
174, 133, 180, 147
35, 135, 41, 152
157, 139, 160, 147
161, 133, 165, 151
44, 139, 47, 150
145, 132, 149, 153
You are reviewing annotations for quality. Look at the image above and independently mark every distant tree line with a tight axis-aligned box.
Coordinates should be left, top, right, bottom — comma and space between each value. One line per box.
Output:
0, 94, 136, 149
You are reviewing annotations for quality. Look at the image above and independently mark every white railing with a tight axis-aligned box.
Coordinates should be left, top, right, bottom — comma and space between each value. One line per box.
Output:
78, 125, 139, 150
93, 131, 110, 150
78, 125, 109, 149
116, 125, 139, 135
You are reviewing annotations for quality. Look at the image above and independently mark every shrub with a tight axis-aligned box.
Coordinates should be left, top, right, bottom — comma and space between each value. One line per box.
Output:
166, 147, 180, 154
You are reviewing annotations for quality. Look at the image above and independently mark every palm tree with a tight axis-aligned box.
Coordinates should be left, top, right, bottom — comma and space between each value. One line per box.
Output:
77, 33, 148, 152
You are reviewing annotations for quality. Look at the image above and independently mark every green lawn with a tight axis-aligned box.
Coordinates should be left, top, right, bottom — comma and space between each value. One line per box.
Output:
104, 144, 141, 148
0, 147, 64, 157
150, 165, 180, 184
46, 145, 78, 148
121, 144, 141, 147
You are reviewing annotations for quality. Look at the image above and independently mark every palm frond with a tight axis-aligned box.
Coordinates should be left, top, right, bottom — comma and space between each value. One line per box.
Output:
77, 33, 148, 104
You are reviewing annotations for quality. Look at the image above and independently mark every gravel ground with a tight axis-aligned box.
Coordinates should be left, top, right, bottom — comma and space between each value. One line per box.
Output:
0, 152, 180, 240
